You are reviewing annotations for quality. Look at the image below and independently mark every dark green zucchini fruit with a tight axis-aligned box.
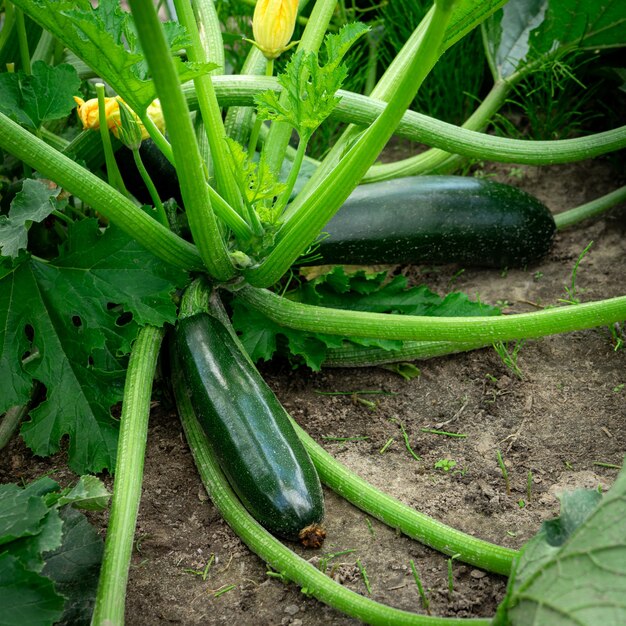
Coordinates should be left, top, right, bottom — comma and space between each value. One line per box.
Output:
309, 176, 556, 268
174, 313, 325, 546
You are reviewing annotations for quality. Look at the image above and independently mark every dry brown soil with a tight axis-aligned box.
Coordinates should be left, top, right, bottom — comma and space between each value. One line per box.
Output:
2, 157, 625, 625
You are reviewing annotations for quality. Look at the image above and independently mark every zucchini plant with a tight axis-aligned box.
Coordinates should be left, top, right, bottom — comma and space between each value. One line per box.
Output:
1, 0, 625, 624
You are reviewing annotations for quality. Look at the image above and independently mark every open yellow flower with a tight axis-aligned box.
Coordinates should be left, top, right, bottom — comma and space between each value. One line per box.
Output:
73, 96, 165, 140
252, 0, 299, 60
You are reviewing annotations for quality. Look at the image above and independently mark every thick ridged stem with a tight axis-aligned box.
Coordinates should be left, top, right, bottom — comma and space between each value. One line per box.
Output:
128, 0, 234, 281
173, 0, 242, 212
205, 291, 514, 576
188, 78, 626, 166
0, 402, 30, 451
0, 111, 201, 271
293, 424, 516, 576
237, 287, 626, 344
173, 359, 493, 625
92, 325, 164, 626
322, 340, 493, 368
245, 1, 457, 287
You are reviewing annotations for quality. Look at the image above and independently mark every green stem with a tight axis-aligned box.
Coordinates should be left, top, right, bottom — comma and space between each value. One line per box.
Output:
14, 6, 31, 73
262, 0, 337, 176
205, 292, 513, 576
192, 0, 225, 72
131, 148, 169, 228
0, 2, 16, 53
223, 47, 268, 144
173, 0, 243, 212
294, 424, 515, 575
274, 134, 308, 216
555, 185, 626, 230
92, 325, 164, 626
128, 0, 234, 281
0, 111, 201, 270
246, 1, 455, 287
31, 28, 54, 64
96, 84, 127, 194
363, 77, 514, 181
172, 359, 492, 625
237, 286, 626, 344
189, 78, 626, 165
140, 114, 174, 164
322, 339, 492, 368
247, 60, 273, 158
0, 401, 31, 451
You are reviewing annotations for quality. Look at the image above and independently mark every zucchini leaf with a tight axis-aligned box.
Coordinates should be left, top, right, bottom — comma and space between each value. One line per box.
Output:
0, 477, 107, 626
495, 464, 626, 625
232, 267, 499, 370
0, 61, 80, 132
0, 179, 66, 259
0, 219, 187, 473
483, 0, 626, 80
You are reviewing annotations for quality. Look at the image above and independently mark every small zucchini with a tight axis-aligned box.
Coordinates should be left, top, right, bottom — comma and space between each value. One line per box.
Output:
174, 312, 325, 546
310, 176, 556, 268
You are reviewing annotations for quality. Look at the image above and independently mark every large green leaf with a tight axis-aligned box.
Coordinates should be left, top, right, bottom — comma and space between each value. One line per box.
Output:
0, 477, 106, 626
0, 61, 79, 131
0, 220, 186, 473
41, 508, 104, 626
483, 0, 626, 79
496, 464, 626, 625
0, 554, 64, 626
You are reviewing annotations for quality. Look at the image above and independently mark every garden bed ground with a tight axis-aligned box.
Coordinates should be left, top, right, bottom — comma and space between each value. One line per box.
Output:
2, 156, 625, 625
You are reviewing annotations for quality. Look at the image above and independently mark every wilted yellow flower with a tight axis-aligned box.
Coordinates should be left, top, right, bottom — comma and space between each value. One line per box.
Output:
252, 0, 298, 60
73, 96, 165, 141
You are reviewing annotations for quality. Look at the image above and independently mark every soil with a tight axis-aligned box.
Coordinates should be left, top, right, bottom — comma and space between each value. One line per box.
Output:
2, 156, 626, 625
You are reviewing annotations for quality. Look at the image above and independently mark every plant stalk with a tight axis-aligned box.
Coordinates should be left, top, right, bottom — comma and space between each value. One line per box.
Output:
555, 185, 626, 230
172, 357, 493, 625
173, 0, 243, 212
189, 78, 626, 166
128, 0, 234, 281
91, 325, 164, 626
237, 286, 626, 344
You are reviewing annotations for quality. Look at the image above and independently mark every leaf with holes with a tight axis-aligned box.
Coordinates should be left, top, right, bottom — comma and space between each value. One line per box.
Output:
0, 219, 186, 473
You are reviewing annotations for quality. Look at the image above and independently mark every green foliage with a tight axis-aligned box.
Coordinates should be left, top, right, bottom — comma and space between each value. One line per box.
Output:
0, 476, 108, 626
0, 179, 66, 259
0, 220, 187, 473
255, 23, 369, 140
495, 468, 626, 625
224, 138, 286, 224
484, 0, 626, 81
0, 61, 79, 131
11, 0, 214, 111
232, 267, 499, 369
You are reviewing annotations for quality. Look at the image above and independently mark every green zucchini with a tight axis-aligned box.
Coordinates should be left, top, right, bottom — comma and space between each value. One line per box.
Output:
308, 176, 556, 268
174, 312, 325, 546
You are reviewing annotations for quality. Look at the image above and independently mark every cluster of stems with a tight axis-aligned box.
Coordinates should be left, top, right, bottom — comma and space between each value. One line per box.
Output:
3, 0, 626, 623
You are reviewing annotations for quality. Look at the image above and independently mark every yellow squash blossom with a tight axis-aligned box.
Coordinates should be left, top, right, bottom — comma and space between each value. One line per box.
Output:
73, 96, 165, 140
252, 0, 299, 60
